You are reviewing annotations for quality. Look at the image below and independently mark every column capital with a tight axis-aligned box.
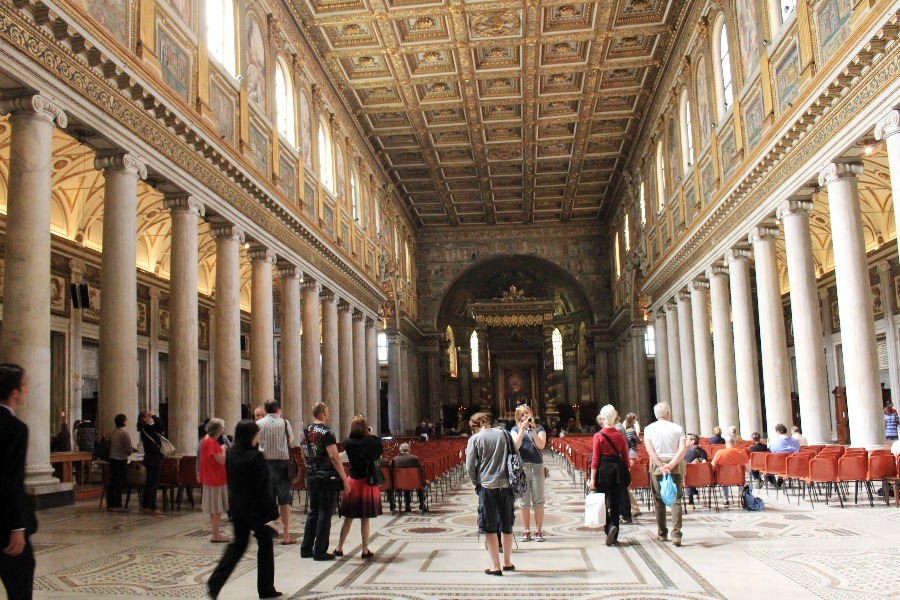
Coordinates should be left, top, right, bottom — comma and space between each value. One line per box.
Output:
748, 226, 780, 245
301, 279, 321, 293
365, 317, 377, 328
248, 246, 277, 264
337, 299, 352, 312
654, 308, 667, 320
665, 298, 679, 311
818, 288, 830, 300
817, 161, 863, 187
875, 110, 900, 141
705, 265, 729, 279
0, 93, 67, 127
676, 290, 691, 302
277, 264, 302, 279
688, 279, 709, 292
353, 309, 365, 321
211, 223, 245, 243
725, 247, 752, 264
94, 152, 148, 180
320, 289, 336, 302
877, 260, 891, 275
69, 258, 86, 277
775, 198, 814, 221
163, 194, 205, 218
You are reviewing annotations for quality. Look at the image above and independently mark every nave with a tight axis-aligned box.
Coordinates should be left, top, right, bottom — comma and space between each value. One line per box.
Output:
16, 455, 900, 600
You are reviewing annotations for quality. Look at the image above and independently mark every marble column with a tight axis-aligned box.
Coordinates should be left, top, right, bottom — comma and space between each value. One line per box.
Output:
164, 195, 204, 454
594, 345, 610, 408
365, 318, 379, 434
631, 328, 651, 424
387, 333, 402, 434
653, 310, 670, 407
353, 310, 368, 422
676, 291, 700, 434
877, 262, 900, 412
301, 279, 322, 421
664, 301, 685, 426
249, 247, 276, 406
212, 224, 244, 430
777, 199, 831, 444
750, 226, 793, 438
689, 280, 718, 435
707, 266, 740, 434
278, 265, 302, 427
68, 259, 86, 422
96, 152, 147, 441
320, 290, 339, 432
727, 248, 764, 437
0, 94, 67, 489
819, 162, 884, 447
337, 300, 354, 439
819, 288, 838, 434
875, 111, 900, 264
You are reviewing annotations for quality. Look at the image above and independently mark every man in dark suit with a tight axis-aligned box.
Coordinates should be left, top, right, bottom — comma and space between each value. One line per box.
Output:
0, 363, 36, 600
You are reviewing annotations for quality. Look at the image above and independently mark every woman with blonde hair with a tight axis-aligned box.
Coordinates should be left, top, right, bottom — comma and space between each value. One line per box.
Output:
334, 415, 383, 559
589, 405, 632, 546
511, 404, 547, 542
200, 418, 229, 543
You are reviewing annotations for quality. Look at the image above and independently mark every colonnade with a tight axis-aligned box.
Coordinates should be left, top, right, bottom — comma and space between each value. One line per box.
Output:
0, 92, 380, 494
652, 135, 900, 447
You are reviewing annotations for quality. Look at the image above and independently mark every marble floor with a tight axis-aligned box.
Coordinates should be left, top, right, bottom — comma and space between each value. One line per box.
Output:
9, 457, 900, 600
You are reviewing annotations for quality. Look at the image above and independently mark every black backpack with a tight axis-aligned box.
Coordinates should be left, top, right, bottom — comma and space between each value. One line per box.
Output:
503, 431, 527, 499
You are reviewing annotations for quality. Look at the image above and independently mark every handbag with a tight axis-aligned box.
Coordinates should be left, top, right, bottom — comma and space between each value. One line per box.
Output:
503, 431, 527, 499
660, 473, 677, 507
596, 431, 632, 489
159, 435, 175, 456
367, 460, 386, 486
584, 492, 605, 527
285, 422, 300, 484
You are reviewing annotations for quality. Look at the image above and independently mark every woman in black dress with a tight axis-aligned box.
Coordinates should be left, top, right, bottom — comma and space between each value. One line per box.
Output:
334, 415, 383, 559
137, 411, 165, 516
207, 420, 281, 599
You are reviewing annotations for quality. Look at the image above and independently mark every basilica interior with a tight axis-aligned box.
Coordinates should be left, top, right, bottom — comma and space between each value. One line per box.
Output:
3, 0, 900, 598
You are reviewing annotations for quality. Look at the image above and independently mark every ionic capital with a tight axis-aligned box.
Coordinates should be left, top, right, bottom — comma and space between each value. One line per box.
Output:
725, 247, 752, 263
94, 152, 148, 180
875, 110, 900, 141
688, 279, 709, 292
775, 198, 814, 221
654, 308, 667, 321
277, 264, 302, 279
817, 161, 863, 187
676, 290, 691, 303
248, 246, 277, 264
301, 279, 321, 293
365, 317, 377, 328
705, 265, 729, 280
337, 299, 352, 312
320, 289, 336, 302
211, 223, 245, 243
353, 309, 365, 321
665, 299, 679, 311
163, 194, 205, 218
748, 226, 780, 245
0, 93, 67, 127
877, 261, 891, 275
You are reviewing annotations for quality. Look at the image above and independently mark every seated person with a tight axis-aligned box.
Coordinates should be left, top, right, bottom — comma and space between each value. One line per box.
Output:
683, 434, 708, 508
711, 436, 750, 505
391, 443, 427, 512
747, 432, 769, 486
768, 424, 800, 454
727, 425, 742, 444
708, 427, 725, 445
791, 426, 808, 447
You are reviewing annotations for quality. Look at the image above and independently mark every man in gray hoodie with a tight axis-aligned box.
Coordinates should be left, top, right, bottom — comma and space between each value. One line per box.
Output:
466, 412, 515, 576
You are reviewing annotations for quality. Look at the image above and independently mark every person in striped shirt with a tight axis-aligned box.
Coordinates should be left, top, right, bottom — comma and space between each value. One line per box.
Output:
256, 400, 296, 545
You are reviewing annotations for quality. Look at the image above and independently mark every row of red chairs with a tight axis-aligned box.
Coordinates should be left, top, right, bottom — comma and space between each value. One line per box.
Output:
99, 456, 201, 511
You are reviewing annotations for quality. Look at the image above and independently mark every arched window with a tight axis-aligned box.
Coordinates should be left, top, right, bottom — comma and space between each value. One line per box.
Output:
206, 0, 236, 76
639, 181, 646, 226
317, 118, 333, 192
624, 214, 630, 251
470, 330, 480, 375
656, 141, 666, 209
446, 326, 458, 378
713, 15, 734, 117
350, 168, 360, 221
552, 328, 564, 371
404, 240, 411, 283
275, 59, 295, 144
377, 332, 388, 363
771, 0, 797, 31
680, 90, 694, 170
614, 231, 621, 278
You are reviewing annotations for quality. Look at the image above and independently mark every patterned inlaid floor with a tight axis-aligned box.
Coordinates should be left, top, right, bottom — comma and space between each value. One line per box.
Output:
15, 454, 900, 600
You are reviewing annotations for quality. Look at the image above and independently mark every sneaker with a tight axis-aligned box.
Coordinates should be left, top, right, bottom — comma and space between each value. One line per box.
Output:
605, 525, 618, 546
521, 530, 532, 542
672, 535, 682, 547
533, 531, 544, 542
657, 534, 668, 542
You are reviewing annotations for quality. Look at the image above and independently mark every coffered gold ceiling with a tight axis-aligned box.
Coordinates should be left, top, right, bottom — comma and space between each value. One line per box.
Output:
290, 0, 680, 226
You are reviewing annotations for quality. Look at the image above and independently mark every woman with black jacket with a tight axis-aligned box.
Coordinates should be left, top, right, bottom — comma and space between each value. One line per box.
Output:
137, 411, 166, 516
333, 415, 384, 559
207, 420, 281, 600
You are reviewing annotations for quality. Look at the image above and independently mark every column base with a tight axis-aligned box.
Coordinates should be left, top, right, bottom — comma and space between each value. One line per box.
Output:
25, 481, 75, 510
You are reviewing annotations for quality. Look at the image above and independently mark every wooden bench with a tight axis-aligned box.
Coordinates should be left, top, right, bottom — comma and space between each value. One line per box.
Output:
50, 451, 94, 484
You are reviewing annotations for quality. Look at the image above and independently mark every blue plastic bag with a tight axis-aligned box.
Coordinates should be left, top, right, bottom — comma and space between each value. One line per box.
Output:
660, 473, 677, 507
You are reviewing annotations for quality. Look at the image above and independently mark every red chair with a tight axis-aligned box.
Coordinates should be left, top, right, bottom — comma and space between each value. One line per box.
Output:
393, 466, 428, 512
837, 454, 872, 506
749, 451, 767, 484
176, 456, 200, 510
380, 465, 395, 512
714, 464, 745, 507
289, 448, 308, 511
628, 463, 650, 510
784, 454, 813, 503
868, 454, 898, 506
684, 462, 717, 511
764, 453, 790, 498
801, 456, 843, 508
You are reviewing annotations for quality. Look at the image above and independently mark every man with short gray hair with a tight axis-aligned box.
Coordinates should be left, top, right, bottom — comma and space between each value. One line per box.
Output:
643, 403, 687, 546
391, 443, 427, 512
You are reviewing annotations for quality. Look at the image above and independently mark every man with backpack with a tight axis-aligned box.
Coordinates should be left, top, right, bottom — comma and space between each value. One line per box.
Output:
465, 412, 516, 576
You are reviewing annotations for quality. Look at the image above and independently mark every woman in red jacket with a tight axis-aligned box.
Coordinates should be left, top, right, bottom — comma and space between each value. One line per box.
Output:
589, 405, 632, 547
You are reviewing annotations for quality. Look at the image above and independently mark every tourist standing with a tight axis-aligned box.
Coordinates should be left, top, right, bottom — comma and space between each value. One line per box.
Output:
256, 401, 296, 545
885, 405, 899, 441
137, 410, 166, 516
334, 415, 383, 559
643, 403, 686, 546
511, 404, 546, 542
200, 418, 230, 543
107, 414, 133, 512
589, 405, 631, 546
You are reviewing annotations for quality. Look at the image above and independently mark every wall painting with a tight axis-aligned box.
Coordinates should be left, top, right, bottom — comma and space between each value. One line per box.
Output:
157, 27, 191, 102
322, 202, 335, 235
666, 115, 679, 190
335, 143, 346, 201
816, 0, 854, 64
246, 16, 267, 109
86, 0, 129, 46
163, 0, 192, 28
209, 77, 235, 144
775, 43, 801, 115
248, 122, 268, 174
719, 125, 737, 177
684, 186, 697, 225
304, 182, 317, 221
736, 0, 762, 78
742, 91, 765, 151
299, 90, 312, 169
695, 56, 711, 145
279, 152, 297, 201
701, 160, 715, 204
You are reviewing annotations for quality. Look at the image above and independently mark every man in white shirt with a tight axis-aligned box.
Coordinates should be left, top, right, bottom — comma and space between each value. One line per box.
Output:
643, 403, 687, 547
791, 426, 808, 447
256, 400, 296, 545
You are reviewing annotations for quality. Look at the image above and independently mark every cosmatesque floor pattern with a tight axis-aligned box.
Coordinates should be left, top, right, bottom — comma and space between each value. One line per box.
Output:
8, 456, 900, 600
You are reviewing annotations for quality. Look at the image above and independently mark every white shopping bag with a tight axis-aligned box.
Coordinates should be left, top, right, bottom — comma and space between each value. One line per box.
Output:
584, 492, 606, 527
